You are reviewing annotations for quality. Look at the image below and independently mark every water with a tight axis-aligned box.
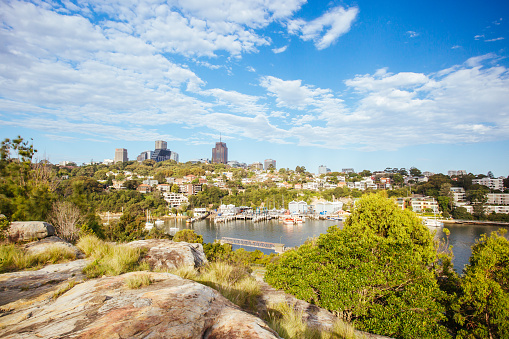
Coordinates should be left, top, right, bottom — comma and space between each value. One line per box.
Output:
162, 218, 508, 274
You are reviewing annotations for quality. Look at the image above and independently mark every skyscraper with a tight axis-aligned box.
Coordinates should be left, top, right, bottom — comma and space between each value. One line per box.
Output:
212, 141, 228, 164
264, 159, 276, 170
155, 140, 167, 150
114, 148, 128, 163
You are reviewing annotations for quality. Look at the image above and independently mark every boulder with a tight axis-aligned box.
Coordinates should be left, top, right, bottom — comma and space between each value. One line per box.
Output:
24, 236, 83, 258
126, 239, 208, 270
0, 272, 279, 339
8, 221, 55, 242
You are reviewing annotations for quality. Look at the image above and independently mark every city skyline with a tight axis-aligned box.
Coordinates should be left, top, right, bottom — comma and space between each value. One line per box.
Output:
1, 0, 508, 176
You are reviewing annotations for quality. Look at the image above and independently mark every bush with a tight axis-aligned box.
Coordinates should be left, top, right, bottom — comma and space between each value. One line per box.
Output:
265, 193, 451, 339
454, 230, 509, 338
173, 229, 203, 244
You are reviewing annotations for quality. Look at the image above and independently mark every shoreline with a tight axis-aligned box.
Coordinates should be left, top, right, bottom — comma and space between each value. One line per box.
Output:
442, 219, 509, 227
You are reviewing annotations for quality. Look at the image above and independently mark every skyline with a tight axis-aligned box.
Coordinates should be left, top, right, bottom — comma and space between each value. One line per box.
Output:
1, 0, 509, 176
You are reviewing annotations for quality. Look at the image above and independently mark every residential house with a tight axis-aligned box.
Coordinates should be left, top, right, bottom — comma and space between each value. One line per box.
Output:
137, 184, 152, 194
163, 192, 188, 208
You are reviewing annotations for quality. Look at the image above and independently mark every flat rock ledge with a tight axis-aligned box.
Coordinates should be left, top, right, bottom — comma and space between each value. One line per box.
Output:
127, 239, 208, 270
0, 272, 279, 339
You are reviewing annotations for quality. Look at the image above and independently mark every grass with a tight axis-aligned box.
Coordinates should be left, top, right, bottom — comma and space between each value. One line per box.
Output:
0, 243, 76, 273
124, 273, 153, 289
52, 280, 78, 300
265, 302, 359, 339
77, 235, 149, 278
196, 262, 261, 311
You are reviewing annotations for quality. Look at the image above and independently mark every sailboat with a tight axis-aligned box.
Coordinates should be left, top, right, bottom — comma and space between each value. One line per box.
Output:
145, 210, 154, 230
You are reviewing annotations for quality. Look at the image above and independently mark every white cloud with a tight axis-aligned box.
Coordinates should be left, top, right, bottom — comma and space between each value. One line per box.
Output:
199, 88, 266, 115
485, 37, 505, 42
272, 45, 288, 53
474, 34, 485, 40
407, 31, 419, 38
287, 5, 359, 50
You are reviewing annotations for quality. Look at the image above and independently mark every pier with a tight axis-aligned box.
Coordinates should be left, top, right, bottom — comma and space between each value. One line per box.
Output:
220, 237, 286, 253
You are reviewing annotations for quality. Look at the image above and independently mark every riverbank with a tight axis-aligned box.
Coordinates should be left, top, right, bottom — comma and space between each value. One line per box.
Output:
443, 219, 509, 227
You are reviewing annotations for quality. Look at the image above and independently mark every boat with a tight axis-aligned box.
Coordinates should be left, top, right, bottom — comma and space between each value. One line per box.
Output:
283, 218, 295, 226
155, 219, 164, 226
424, 218, 443, 227
145, 210, 154, 230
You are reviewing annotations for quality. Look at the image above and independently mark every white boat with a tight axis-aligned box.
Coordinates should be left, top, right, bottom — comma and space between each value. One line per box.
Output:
145, 210, 154, 230
154, 219, 164, 226
424, 218, 443, 227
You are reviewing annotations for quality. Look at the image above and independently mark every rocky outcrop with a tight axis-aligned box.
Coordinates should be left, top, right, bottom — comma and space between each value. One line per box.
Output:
8, 221, 55, 242
24, 236, 83, 258
127, 239, 208, 270
0, 272, 279, 339
0, 259, 88, 307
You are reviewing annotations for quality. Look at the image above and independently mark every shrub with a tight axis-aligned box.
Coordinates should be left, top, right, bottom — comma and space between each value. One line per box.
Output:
454, 230, 509, 338
265, 193, 451, 339
173, 229, 203, 244
124, 273, 153, 289
0, 243, 76, 273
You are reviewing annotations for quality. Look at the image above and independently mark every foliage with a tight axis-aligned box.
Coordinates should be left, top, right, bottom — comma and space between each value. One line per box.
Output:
265, 301, 357, 339
0, 243, 76, 273
173, 229, 203, 244
124, 273, 153, 289
265, 193, 451, 339
77, 235, 149, 278
48, 201, 84, 243
0, 215, 10, 241
453, 230, 509, 339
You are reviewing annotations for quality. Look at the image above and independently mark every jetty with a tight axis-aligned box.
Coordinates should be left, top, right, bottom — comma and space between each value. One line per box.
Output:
220, 237, 286, 253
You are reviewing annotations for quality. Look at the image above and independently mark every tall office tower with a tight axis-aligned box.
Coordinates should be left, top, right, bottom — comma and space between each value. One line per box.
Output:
137, 150, 153, 162
264, 159, 276, 170
114, 148, 128, 163
155, 140, 167, 150
318, 165, 330, 175
212, 141, 228, 164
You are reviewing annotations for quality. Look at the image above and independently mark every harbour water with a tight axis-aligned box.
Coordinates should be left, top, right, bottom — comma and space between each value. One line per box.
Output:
162, 218, 508, 274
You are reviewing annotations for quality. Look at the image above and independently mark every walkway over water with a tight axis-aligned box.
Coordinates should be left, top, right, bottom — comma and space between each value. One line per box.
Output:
220, 237, 286, 253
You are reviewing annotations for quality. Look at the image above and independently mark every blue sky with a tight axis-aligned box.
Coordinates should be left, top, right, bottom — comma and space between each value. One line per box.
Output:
1, 0, 508, 176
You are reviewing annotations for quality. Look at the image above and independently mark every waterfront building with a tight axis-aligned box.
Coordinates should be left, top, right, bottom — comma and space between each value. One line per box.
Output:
451, 187, 467, 203
114, 148, 128, 163
485, 206, 509, 214
163, 192, 188, 208
487, 193, 509, 205
212, 141, 228, 164
318, 165, 330, 175
314, 201, 343, 215
410, 197, 439, 213
472, 177, 504, 191
288, 201, 308, 214
264, 159, 276, 170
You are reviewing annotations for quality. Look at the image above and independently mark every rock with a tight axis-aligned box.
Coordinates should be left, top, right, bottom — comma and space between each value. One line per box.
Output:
24, 236, 83, 258
0, 272, 279, 339
126, 239, 208, 270
0, 259, 88, 307
8, 221, 55, 242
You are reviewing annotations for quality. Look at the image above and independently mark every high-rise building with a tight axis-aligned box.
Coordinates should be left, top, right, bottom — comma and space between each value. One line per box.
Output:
250, 162, 263, 170
318, 165, 330, 175
264, 159, 276, 170
212, 142, 228, 164
114, 148, 128, 163
155, 140, 167, 150
137, 150, 153, 162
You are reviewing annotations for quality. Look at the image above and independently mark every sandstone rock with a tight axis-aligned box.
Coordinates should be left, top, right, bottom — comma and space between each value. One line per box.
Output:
126, 239, 208, 270
0, 272, 279, 339
8, 221, 55, 242
0, 259, 88, 307
24, 236, 83, 258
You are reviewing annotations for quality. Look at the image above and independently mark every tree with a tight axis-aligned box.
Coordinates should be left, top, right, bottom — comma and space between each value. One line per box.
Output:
487, 171, 494, 179
48, 201, 84, 243
265, 193, 451, 338
454, 230, 509, 339
173, 229, 203, 244
171, 184, 180, 193
398, 168, 408, 176
409, 167, 422, 177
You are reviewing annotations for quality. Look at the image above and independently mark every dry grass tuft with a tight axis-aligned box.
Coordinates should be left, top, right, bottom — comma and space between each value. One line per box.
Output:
124, 273, 153, 289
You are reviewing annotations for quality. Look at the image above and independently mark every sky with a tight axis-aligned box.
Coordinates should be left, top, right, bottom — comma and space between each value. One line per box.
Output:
1, 0, 509, 176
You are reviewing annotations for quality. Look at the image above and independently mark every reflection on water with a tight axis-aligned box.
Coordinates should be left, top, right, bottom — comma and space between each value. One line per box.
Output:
162, 218, 508, 274
436, 223, 508, 274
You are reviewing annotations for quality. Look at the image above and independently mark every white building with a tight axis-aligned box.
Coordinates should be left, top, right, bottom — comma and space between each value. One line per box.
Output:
485, 206, 509, 214
163, 192, 188, 208
487, 193, 509, 205
451, 187, 466, 203
410, 197, 439, 213
318, 165, 330, 175
288, 201, 308, 214
303, 182, 319, 191
314, 201, 343, 215
448, 170, 467, 177
472, 178, 504, 191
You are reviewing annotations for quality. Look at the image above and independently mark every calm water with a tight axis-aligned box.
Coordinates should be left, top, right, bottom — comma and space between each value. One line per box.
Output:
162, 218, 508, 274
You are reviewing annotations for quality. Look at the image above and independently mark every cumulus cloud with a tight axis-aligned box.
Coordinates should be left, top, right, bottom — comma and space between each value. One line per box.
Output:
272, 45, 288, 53
287, 5, 359, 49
407, 31, 419, 38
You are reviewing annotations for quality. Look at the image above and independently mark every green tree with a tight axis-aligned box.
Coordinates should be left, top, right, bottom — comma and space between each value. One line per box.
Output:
265, 193, 450, 338
409, 167, 422, 177
454, 230, 509, 339
171, 184, 180, 193
173, 229, 203, 244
